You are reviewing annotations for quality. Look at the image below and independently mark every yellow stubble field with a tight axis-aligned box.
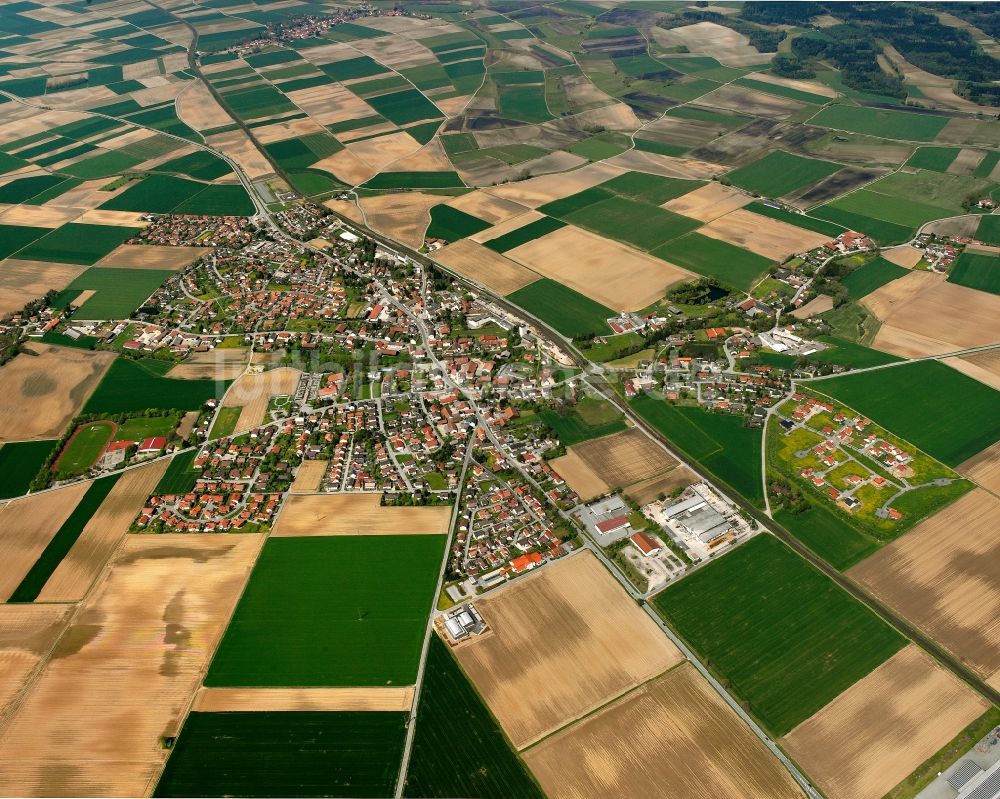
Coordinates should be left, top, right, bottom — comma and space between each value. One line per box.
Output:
272, 492, 452, 536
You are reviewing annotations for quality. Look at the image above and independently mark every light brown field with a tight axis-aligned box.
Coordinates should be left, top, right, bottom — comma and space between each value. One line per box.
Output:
0, 604, 72, 717
40, 179, 119, 210
701, 208, 830, 260
292, 83, 377, 128
700, 84, 805, 119
0, 534, 263, 797
337, 120, 398, 143
0, 203, 82, 227
549, 449, 610, 501
37, 458, 170, 603
881, 245, 924, 268
958, 439, 1000, 494
176, 411, 199, 442
205, 129, 273, 181
948, 148, 987, 175
175, 80, 232, 131
791, 294, 834, 319
923, 214, 981, 238
433, 239, 539, 295
572, 103, 641, 133
607, 149, 726, 180
662, 181, 751, 221
653, 21, 771, 67
623, 466, 699, 506
359, 191, 441, 249
71, 289, 96, 306
0, 260, 84, 317
168, 347, 248, 380
353, 36, 436, 72
524, 663, 803, 799
507, 225, 693, 311
485, 161, 624, 208
446, 190, 528, 225
0, 482, 91, 601
347, 131, 422, 173
272, 492, 451, 536
782, 645, 987, 799
192, 685, 414, 712
252, 116, 326, 145
469, 210, 543, 244
563, 73, 614, 107
0, 345, 115, 442
222, 367, 301, 435
944, 350, 1000, 391
314, 148, 377, 185
95, 244, 205, 270
572, 428, 678, 488
385, 138, 450, 173
454, 550, 682, 749
324, 196, 366, 226
881, 45, 985, 113
849, 489, 1000, 680
290, 459, 328, 493
71, 208, 150, 227
864, 271, 1000, 357
744, 71, 838, 98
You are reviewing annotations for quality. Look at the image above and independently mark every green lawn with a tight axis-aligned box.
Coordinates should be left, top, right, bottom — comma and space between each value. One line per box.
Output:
425, 204, 491, 242
404, 635, 544, 799
652, 233, 772, 292
14, 223, 141, 265
811, 105, 950, 141
841, 257, 909, 299
810, 361, 1000, 466
208, 406, 242, 439
84, 358, 227, 415
725, 150, 842, 199
0, 440, 57, 499
540, 397, 626, 446
58, 268, 173, 320
482, 216, 565, 253
651, 534, 907, 735
115, 414, 179, 442
506, 279, 612, 338
948, 251, 1000, 295
155, 712, 407, 799
629, 396, 763, 505
205, 535, 446, 686
55, 421, 115, 476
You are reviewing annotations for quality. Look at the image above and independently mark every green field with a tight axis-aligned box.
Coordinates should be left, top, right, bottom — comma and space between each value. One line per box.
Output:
205, 535, 445, 687
366, 89, 443, 125
62, 150, 144, 179
827, 188, 952, 228
404, 636, 543, 798
948, 251, 1000, 295
425, 204, 491, 242
59, 268, 173, 319
726, 150, 842, 198
651, 534, 906, 735
599, 171, 699, 205
155, 712, 407, 798
363, 171, 464, 189
652, 233, 772, 292
498, 84, 550, 123
841, 256, 909, 299
173, 184, 255, 215
482, 216, 564, 253
905, 146, 961, 172
55, 421, 114, 476
810, 361, 1000, 466
540, 396, 627, 446
14, 223, 141, 265
83, 358, 226, 415
563, 195, 700, 251
810, 205, 914, 246
9, 474, 121, 602
537, 186, 612, 217
506, 279, 612, 338
208, 406, 241, 439
154, 150, 234, 181
806, 337, 902, 369
629, 396, 763, 505
155, 449, 200, 494
775, 503, 878, 571
115, 414, 178, 442
0, 440, 56, 499
0, 175, 67, 204
222, 84, 296, 119
976, 215, 1000, 246
100, 174, 206, 213
0, 223, 49, 260
319, 55, 384, 81
811, 105, 950, 142
744, 202, 845, 237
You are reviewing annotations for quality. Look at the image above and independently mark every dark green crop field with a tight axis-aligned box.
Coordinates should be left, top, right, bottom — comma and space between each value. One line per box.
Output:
153, 150, 233, 181
506, 279, 612, 338
0, 175, 70, 204
366, 88, 443, 125
319, 55, 384, 81
60, 267, 173, 320
744, 202, 845, 237
100, 174, 203, 213
948, 251, 1000, 295
905, 146, 961, 172
483, 216, 565, 253
976, 215, 1000, 246
810, 205, 913, 246
563, 195, 700, 252
651, 534, 906, 735
205, 535, 446, 687
404, 636, 543, 798
811, 361, 1000, 466
811, 105, 950, 141
537, 186, 612, 217
540, 396, 627, 447
629, 396, 763, 505
62, 150, 144, 179
599, 171, 700, 205
425, 204, 491, 242
775, 504, 878, 572
0, 223, 48, 260
805, 337, 902, 369
155, 449, 200, 495
83, 357, 226, 414
221, 84, 296, 119
652, 233, 772, 292
726, 150, 842, 198
14, 223, 141, 265
841, 256, 909, 299
498, 84, 550, 123
155, 711, 407, 798
174, 184, 255, 215
0, 440, 56, 499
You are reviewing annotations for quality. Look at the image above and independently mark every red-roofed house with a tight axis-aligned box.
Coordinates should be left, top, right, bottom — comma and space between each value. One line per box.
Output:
509, 552, 542, 574
596, 515, 631, 536
138, 436, 167, 453
630, 532, 661, 557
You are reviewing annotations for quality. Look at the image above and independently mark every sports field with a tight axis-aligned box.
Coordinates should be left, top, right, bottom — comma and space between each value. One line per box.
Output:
947, 251, 1000, 295
205, 535, 445, 687
652, 534, 907, 735
810, 361, 1000, 466
55, 421, 114, 476
726, 150, 842, 198
156, 711, 406, 798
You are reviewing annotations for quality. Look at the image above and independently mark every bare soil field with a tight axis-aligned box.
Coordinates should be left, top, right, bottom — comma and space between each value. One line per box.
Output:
507, 225, 693, 311
252, 116, 326, 145
176, 411, 199, 442
524, 662, 802, 799
167, 347, 249, 380
175, 80, 232, 131
944, 350, 1000, 392
205, 129, 273, 181
0, 534, 263, 797
0, 260, 84, 317
923, 215, 981, 239
848, 489, 1000, 680
549, 449, 610, 501
572, 104, 642, 133
434, 239, 540, 295
881, 245, 924, 268
359, 191, 441, 249
791, 294, 834, 319
72, 208, 150, 227
572, 428, 678, 488
782, 645, 987, 799
485, 161, 624, 208
445, 190, 528, 225
0, 345, 115, 442
653, 22, 771, 67
454, 550, 682, 749
385, 138, 450, 173
461, 151, 588, 188
222, 367, 302, 435
41, 179, 122, 210
881, 45, 984, 113
934, 118, 1000, 149
0, 604, 72, 717
354, 36, 436, 72
273, 492, 451, 536
640, 116, 723, 150
704, 84, 805, 119
563, 73, 614, 107
0, 204, 83, 227
315, 148, 377, 185
744, 71, 838, 98
662, 182, 751, 222
623, 466, 698, 506
324, 196, 366, 227
191, 685, 414, 712
947, 148, 987, 175
0, 481, 91, 601
700, 208, 830, 260
96, 244, 205, 271
289, 459, 328, 493
469, 210, 544, 244
37, 458, 170, 603
606, 149, 725, 180
864, 271, 1000, 357
958, 440, 1000, 494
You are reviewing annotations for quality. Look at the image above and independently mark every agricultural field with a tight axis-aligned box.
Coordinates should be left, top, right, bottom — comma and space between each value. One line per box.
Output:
841, 256, 910, 299
221, 367, 302, 434
539, 397, 627, 446
811, 105, 951, 141
83, 357, 228, 415
725, 150, 843, 198
273, 493, 452, 536
12, 224, 142, 266
0, 440, 56, 499
205, 535, 445, 687
948, 251, 1000, 295
507, 279, 614, 338
55, 267, 173, 320
654, 535, 907, 736
652, 232, 772, 292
